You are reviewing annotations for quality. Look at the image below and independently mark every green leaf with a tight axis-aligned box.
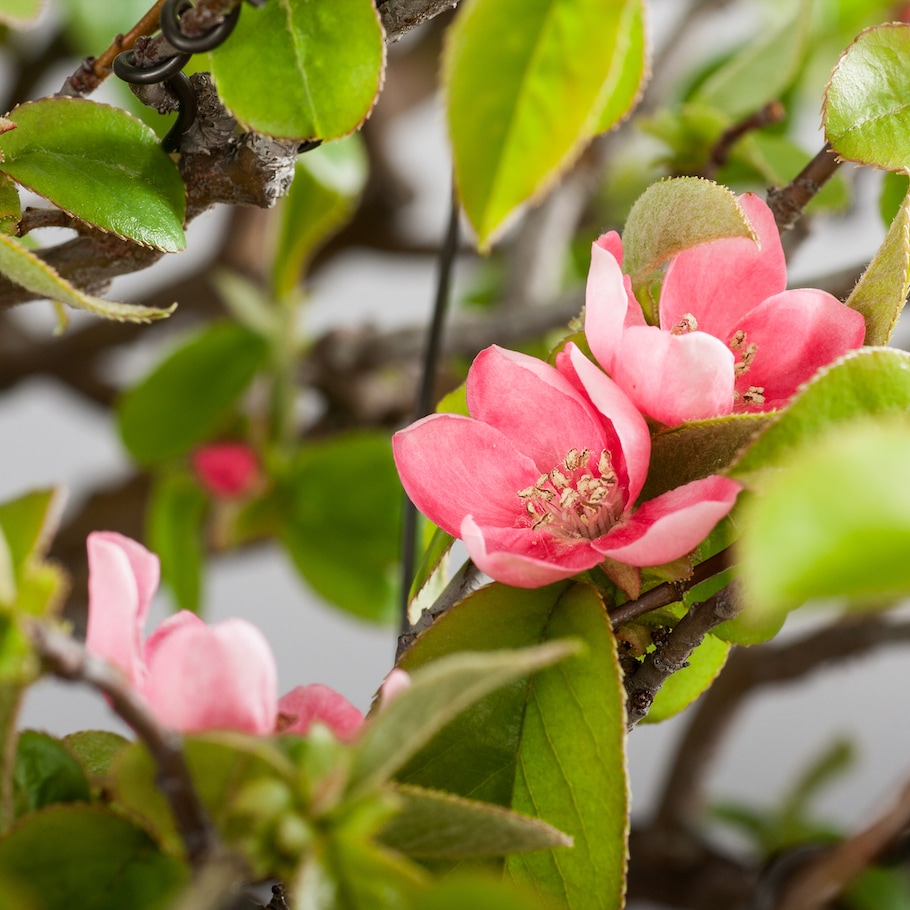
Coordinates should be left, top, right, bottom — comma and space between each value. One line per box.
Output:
845, 186, 910, 345
730, 348, 910, 485
0, 233, 176, 323
844, 866, 910, 910
379, 784, 570, 859
0, 487, 63, 603
0, 174, 21, 236
398, 583, 628, 910
117, 322, 268, 465
13, 731, 90, 819
62, 731, 130, 783
0, 0, 42, 27
207, 0, 385, 141
350, 640, 579, 797
738, 420, 910, 622
445, 0, 646, 248
880, 171, 909, 226
407, 525, 455, 621
279, 433, 402, 623
691, 1, 812, 119
273, 136, 369, 297
0, 805, 188, 910
0, 99, 186, 251
621, 178, 757, 316
823, 23, 910, 171
147, 474, 208, 614
642, 412, 771, 501
60, 0, 151, 54
414, 875, 556, 910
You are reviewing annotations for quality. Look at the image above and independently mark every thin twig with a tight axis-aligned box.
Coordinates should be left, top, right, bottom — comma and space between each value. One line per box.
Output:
398, 177, 460, 639
625, 582, 741, 728
766, 142, 842, 235
703, 101, 786, 177
28, 622, 219, 866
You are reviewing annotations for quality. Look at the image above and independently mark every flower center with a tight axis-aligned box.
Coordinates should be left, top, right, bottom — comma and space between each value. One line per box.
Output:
729, 329, 765, 405
518, 448, 623, 540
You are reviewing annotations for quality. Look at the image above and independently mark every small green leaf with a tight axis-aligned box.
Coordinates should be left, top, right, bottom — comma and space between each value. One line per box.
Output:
691, 1, 812, 119
642, 412, 772, 501
731, 348, 910, 485
147, 474, 208, 614
349, 641, 579, 797
621, 178, 757, 315
845, 186, 910, 345
273, 136, 369, 297
0, 487, 62, 593
117, 323, 268, 465
823, 23, 910, 171
880, 171, 909, 226
0, 174, 21, 236
0, 0, 43, 27
13, 730, 90, 819
379, 784, 571, 858
208, 0, 385, 140
414, 875, 555, 910
279, 433, 402, 623
0, 98, 186, 251
0, 234, 176, 323
62, 731, 130, 782
738, 420, 910, 623
0, 805, 188, 910
445, 0, 647, 248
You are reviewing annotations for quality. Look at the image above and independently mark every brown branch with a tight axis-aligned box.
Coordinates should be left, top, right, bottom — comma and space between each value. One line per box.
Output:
379, 0, 461, 40
766, 142, 843, 235
28, 622, 219, 866
703, 101, 786, 178
625, 582, 741, 728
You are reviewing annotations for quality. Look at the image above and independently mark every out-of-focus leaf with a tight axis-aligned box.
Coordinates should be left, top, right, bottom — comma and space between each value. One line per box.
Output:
62, 731, 130, 783
13, 730, 90, 819
880, 172, 909, 226
445, 0, 647, 248
844, 866, 910, 910
823, 23, 910, 171
738, 420, 910, 623
0, 234, 176, 323
413, 875, 555, 910
117, 323, 268, 465
273, 137, 368, 297
0, 99, 186, 251
207, 0, 385, 140
61, 0, 151, 53
845, 187, 910, 345
0, 805, 188, 910
0, 0, 42, 27
279, 433, 401, 623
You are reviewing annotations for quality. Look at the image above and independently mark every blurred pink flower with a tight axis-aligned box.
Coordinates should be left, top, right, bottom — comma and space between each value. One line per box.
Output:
277, 685, 364, 741
393, 345, 740, 589
585, 193, 866, 426
191, 442, 260, 499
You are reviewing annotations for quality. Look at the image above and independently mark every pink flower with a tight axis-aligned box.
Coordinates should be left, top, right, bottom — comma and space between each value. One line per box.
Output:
277, 685, 364, 741
191, 442, 260, 499
86, 531, 278, 734
585, 193, 866, 426
392, 345, 740, 589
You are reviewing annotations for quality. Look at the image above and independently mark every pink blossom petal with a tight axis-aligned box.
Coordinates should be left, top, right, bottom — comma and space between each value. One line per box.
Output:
659, 193, 785, 340
392, 414, 538, 537
595, 475, 741, 566
585, 240, 633, 373
144, 610, 206, 664
462, 515, 603, 588
143, 618, 278, 734
378, 669, 411, 710
734, 289, 867, 409
278, 684, 364, 741
466, 346, 609, 473
85, 532, 160, 688
612, 326, 735, 425
192, 442, 259, 499
558, 344, 651, 504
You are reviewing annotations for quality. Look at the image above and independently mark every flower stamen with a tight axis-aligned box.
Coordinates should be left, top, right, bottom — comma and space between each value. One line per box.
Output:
671, 313, 698, 335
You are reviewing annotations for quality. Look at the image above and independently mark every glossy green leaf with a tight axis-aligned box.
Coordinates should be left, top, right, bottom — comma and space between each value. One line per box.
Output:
379, 784, 570, 858
621, 178, 757, 315
147, 474, 208, 614
0, 99, 186, 251
823, 23, 910, 171
117, 323, 268, 465
731, 348, 910, 485
13, 731, 90, 819
845, 186, 910, 345
279, 433, 401, 623
0, 234, 176, 323
0, 174, 20, 235
738, 420, 910, 623
414, 876, 555, 910
398, 583, 628, 910
273, 136, 369, 297
692, 1, 812, 119
642, 412, 771, 501
350, 640, 579, 797
208, 0, 385, 141
0, 0, 42, 27
0, 805, 188, 910
445, 0, 646, 248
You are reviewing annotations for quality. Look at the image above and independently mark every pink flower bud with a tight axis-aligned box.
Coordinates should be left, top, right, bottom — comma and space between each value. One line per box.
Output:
277, 684, 364, 741
191, 442, 260, 499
